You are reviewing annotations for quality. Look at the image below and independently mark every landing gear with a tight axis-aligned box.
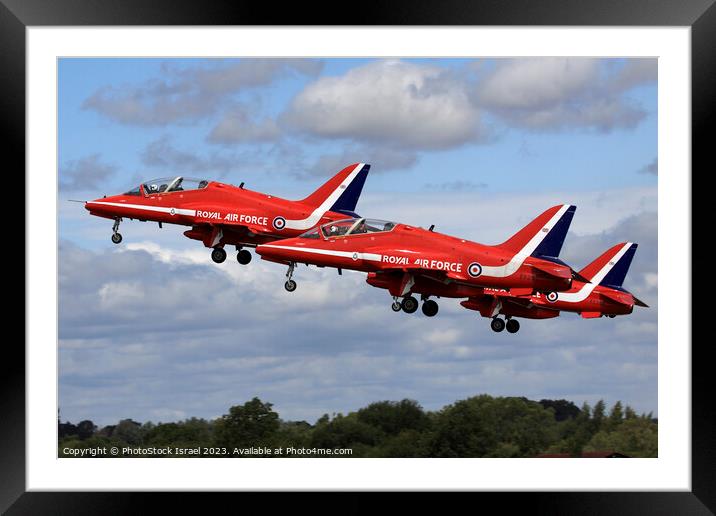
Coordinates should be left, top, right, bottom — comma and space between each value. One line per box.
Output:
490, 317, 505, 333
401, 295, 419, 314
422, 299, 439, 317
391, 298, 402, 312
237, 249, 252, 265
111, 218, 122, 244
284, 262, 297, 292
211, 247, 227, 263
506, 318, 520, 333
607, 314, 616, 319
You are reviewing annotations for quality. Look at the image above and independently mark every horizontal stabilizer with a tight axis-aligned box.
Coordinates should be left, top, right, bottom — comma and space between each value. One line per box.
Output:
540, 256, 591, 284
531, 261, 572, 280
632, 295, 649, 308
599, 290, 633, 306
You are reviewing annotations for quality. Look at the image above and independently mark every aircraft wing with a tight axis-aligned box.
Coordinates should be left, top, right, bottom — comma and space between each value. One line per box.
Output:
192, 216, 276, 236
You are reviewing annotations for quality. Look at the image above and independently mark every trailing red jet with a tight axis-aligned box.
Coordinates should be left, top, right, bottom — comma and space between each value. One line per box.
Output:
461, 242, 649, 333
82, 163, 370, 265
255, 205, 579, 307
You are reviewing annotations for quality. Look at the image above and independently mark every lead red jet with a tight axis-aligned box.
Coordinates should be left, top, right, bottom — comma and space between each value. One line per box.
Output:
255, 204, 580, 304
461, 242, 649, 333
83, 163, 370, 265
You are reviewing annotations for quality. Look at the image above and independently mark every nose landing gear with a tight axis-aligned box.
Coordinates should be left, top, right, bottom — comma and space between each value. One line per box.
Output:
111, 218, 123, 244
284, 262, 297, 292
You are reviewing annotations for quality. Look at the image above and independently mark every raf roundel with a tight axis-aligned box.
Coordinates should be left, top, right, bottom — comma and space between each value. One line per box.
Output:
546, 292, 558, 303
272, 216, 286, 230
467, 262, 483, 278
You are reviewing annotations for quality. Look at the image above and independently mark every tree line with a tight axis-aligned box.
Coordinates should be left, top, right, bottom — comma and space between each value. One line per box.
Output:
58, 395, 657, 458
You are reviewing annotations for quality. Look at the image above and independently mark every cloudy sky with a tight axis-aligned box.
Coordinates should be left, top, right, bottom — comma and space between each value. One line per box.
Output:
58, 58, 657, 426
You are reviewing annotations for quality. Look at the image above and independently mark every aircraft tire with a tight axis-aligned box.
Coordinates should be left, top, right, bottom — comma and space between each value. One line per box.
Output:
111, 233, 123, 244
422, 299, 439, 317
285, 280, 297, 292
237, 249, 252, 265
506, 319, 520, 333
491, 318, 505, 333
391, 302, 402, 312
211, 247, 227, 263
401, 296, 419, 314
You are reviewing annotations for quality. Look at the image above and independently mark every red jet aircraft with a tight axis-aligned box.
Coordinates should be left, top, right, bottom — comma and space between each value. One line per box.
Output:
461, 242, 648, 333
255, 204, 579, 304
83, 163, 371, 265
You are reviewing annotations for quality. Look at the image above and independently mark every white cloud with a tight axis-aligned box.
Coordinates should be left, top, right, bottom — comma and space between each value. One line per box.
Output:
83, 59, 323, 126
476, 58, 656, 132
282, 59, 483, 149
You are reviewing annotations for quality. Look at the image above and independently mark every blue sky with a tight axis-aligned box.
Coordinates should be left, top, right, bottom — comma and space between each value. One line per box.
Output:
58, 58, 657, 426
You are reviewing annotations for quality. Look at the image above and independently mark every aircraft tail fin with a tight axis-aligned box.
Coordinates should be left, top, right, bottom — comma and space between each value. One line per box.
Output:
300, 163, 371, 217
579, 242, 638, 290
496, 204, 576, 260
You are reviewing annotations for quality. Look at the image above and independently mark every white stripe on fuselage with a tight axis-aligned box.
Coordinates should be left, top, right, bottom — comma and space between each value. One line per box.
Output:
554, 242, 633, 303
259, 244, 383, 263
480, 204, 571, 279
87, 201, 197, 217
284, 163, 366, 231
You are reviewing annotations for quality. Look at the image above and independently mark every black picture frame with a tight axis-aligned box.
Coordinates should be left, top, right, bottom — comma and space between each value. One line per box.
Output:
4, 0, 711, 512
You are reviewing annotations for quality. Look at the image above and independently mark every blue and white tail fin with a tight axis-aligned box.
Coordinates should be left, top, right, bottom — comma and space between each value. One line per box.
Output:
299, 163, 370, 217
497, 204, 576, 260
579, 242, 639, 291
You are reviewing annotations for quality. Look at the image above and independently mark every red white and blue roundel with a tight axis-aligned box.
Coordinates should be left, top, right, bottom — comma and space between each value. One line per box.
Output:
467, 262, 483, 278
272, 216, 286, 230
546, 292, 558, 303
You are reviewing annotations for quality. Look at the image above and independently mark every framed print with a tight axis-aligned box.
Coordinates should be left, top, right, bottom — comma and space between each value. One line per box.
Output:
5, 0, 712, 512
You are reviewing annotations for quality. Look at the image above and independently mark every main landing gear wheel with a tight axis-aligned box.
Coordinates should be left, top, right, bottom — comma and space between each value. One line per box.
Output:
211, 247, 227, 263
401, 296, 419, 314
506, 319, 520, 333
391, 301, 402, 312
422, 299, 439, 317
111, 233, 123, 244
490, 318, 505, 333
237, 249, 252, 265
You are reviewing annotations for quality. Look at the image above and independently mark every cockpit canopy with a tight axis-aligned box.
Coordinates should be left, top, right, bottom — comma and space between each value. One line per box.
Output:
124, 176, 209, 196
299, 218, 397, 239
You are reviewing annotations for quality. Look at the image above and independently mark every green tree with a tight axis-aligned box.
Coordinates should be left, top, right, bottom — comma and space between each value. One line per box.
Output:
591, 400, 606, 433
356, 399, 430, 435
427, 395, 558, 457
538, 399, 581, 422
113, 419, 142, 445
624, 405, 637, 419
310, 413, 382, 456
607, 401, 624, 430
584, 418, 658, 457
213, 397, 280, 449
76, 420, 97, 440
144, 418, 212, 447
